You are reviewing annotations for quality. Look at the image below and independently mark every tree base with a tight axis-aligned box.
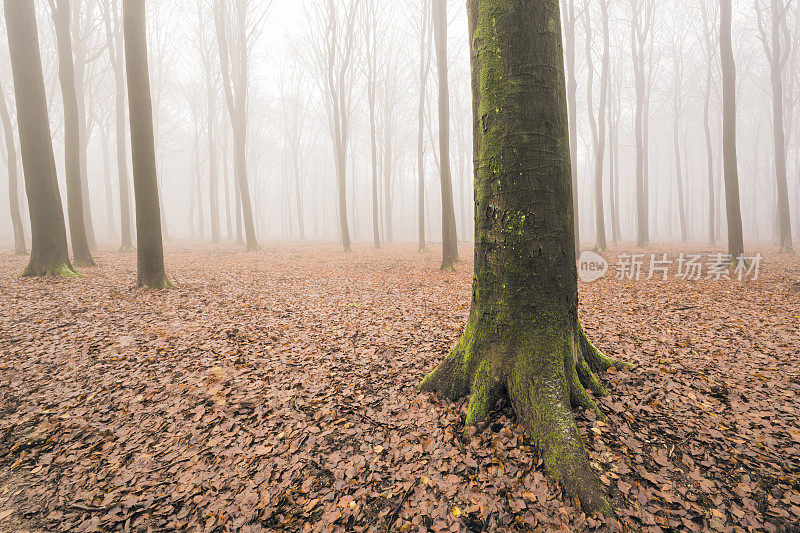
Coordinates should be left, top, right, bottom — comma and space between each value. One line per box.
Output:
74, 257, 98, 268
421, 315, 629, 516
21, 262, 80, 278
137, 275, 173, 290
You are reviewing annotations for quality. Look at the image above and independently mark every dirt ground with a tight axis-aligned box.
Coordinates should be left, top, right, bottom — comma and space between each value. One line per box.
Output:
0, 243, 798, 532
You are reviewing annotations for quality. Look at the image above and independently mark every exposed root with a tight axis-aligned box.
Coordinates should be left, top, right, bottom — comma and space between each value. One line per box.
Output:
421, 318, 625, 516
579, 324, 630, 373
74, 257, 98, 268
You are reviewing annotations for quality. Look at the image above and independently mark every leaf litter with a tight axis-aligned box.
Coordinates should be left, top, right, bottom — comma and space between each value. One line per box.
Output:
0, 244, 798, 532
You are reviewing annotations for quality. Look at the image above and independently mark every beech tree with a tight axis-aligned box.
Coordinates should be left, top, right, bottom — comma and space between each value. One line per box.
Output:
561, 0, 580, 254
755, 0, 794, 252
48, 0, 97, 267
699, 0, 718, 247
585, 0, 610, 252
100, 0, 134, 250
416, 0, 432, 252
123, 0, 170, 288
720, 0, 745, 259
432, 0, 459, 270
361, 0, 384, 248
422, 0, 625, 515
4, 0, 76, 277
213, 0, 265, 251
630, 0, 654, 247
0, 80, 25, 255
670, 31, 688, 243
309, 0, 360, 252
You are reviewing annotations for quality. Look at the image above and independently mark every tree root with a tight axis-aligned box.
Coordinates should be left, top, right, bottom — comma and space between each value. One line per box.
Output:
421, 316, 625, 516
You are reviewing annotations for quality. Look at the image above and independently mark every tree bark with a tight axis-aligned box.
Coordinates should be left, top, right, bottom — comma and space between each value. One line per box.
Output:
4, 0, 76, 277
701, 0, 717, 247
630, 0, 650, 247
123, 0, 170, 288
422, 0, 626, 516
50, 0, 96, 267
433, 0, 459, 270
0, 80, 26, 255
720, 0, 745, 259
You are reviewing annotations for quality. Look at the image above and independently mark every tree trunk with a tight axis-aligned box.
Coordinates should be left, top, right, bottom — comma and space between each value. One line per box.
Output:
720, 0, 745, 259
102, 0, 134, 250
50, 0, 96, 267
562, 0, 580, 256
422, 0, 626, 515
433, 0, 459, 270
0, 81, 26, 255
71, 2, 97, 251
223, 121, 232, 240
585, 2, 609, 252
417, 0, 432, 252
123, 0, 170, 288
383, 106, 393, 244
4, 0, 76, 277
207, 77, 220, 243
704, 67, 716, 246
630, 0, 650, 247
767, 0, 793, 252
367, 25, 380, 248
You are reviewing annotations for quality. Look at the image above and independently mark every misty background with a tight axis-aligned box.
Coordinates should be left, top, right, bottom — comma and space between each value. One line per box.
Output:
0, 0, 798, 249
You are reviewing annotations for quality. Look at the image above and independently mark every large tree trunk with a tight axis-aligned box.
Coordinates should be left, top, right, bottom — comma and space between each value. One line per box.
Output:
50, 0, 96, 267
4, 0, 76, 277
0, 81, 26, 255
720, 0, 745, 259
433, 0, 459, 270
123, 0, 170, 288
422, 0, 625, 515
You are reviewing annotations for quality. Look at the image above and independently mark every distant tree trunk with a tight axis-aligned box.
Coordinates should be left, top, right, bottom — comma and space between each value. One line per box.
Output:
99, 118, 116, 239
0, 81, 26, 255
701, 0, 717, 247
630, 0, 651, 247
720, 0, 745, 259
222, 122, 232, 240
757, 0, 794, 252
417, 0, 432, 252
206, 78, 220, 243
585, 1, 609, 252
214, 0, 258, 251
102, 0, 134, 250
562, 0, 580, 255
608, 64, 621, 246
383, 100, 394, 243
363, 0, 381, 248
4, 0, 76, 277
123, 0, 170, 288
671, 40, 688, 243
49, 0, 96, 267
432, 0, 459, 269
422, 0, 625, 515
71, 1, 97, 251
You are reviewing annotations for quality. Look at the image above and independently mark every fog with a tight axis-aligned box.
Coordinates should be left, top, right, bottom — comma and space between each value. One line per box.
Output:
1, 0, 799, 250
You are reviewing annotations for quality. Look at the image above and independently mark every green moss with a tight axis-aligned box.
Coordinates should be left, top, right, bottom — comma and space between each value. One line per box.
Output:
464, 359, 500, 431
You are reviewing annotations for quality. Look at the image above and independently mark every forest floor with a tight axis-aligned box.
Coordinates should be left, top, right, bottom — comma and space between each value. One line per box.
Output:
0, 243, 799, 533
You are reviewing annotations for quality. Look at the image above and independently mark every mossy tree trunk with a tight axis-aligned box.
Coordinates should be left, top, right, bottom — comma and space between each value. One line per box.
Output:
421, 0, 626, 515
123, 0, 170, 289
49, 0, 96, 267
4, 0, 77, 277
